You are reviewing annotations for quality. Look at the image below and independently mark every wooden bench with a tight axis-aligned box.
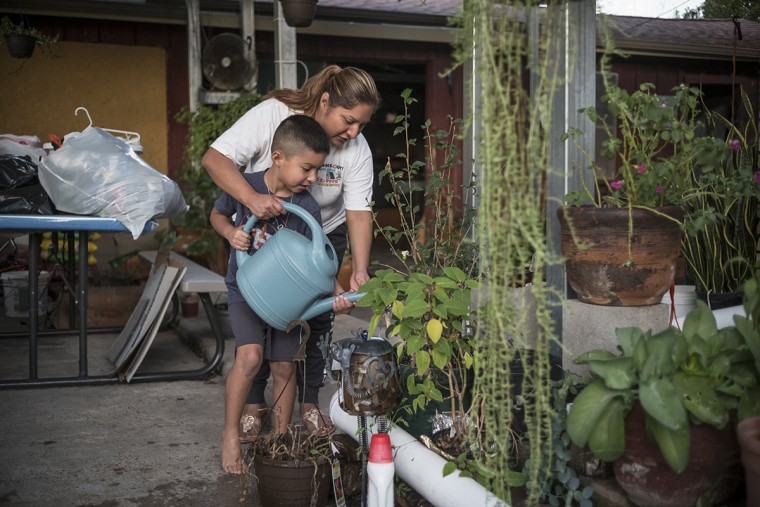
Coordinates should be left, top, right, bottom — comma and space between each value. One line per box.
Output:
138, 250, 227, 381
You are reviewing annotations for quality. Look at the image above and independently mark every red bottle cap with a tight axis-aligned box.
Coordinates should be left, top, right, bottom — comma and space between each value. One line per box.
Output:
368, 433, 393, 464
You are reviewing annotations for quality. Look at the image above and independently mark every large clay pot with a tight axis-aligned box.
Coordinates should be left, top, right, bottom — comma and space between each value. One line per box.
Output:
253, 454, 331, 507
738, 415, 760, 507
558, 205, 684, 306
613, 402, 742, 507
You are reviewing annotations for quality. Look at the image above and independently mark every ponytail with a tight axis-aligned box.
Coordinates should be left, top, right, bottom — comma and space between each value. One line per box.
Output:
268, 65, 381, 116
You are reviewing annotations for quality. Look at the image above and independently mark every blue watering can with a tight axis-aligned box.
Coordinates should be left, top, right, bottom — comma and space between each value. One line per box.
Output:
236, 202, 365, 331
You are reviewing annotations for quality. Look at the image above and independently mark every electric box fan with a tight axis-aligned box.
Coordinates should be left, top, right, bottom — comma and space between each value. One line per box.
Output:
202, 33, 255, 92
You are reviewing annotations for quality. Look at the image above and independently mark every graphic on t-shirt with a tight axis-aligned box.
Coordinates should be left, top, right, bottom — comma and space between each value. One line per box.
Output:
250, 222, 283, 251
318, 164, 343, 187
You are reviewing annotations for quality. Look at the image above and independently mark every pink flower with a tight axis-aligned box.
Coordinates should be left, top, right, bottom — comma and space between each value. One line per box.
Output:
732, 139, 740, 152
610, 181, 623, 190
637, 164, 646, 174
656, 185, 664, 193
755, 172, 760, 184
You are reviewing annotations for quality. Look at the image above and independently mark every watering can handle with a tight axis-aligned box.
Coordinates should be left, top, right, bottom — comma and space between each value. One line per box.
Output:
238, 202, 329, 268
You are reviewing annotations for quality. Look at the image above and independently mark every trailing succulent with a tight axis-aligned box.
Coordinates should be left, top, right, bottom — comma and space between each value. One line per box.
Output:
567, 299, 760, 473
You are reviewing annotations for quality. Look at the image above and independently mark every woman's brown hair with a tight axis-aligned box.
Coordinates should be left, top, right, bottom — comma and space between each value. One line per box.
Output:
268, 65, 381, 117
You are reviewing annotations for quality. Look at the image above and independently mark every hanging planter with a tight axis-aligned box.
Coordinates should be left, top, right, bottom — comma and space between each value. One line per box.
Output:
0, 16, 59, 60
4, 34, 36, 58
279, 0, 318, 28
558, 205, 684, 306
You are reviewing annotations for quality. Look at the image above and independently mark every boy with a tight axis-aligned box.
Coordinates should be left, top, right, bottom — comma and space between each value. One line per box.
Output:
210, 114, 354, 474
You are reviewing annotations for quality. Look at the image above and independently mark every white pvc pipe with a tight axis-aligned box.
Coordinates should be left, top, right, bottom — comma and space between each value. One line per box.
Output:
713, 305, 746, 329
329, 392, 509, 507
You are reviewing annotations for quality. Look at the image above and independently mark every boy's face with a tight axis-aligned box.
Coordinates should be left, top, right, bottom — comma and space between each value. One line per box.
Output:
316, 92, 374, 147
271, 149, 325, 193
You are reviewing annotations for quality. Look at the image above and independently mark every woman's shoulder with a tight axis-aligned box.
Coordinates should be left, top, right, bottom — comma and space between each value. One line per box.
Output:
237, 98, 291, 125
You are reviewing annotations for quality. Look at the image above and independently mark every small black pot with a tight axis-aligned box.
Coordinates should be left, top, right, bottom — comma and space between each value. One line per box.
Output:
280, 0, 318, 28
696, 290, 743, 310
5, 34, 36, 59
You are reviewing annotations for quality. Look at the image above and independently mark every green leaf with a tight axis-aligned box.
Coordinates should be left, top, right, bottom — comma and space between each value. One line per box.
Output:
587, 397, 626, 461
639, 379, 688, 431
672, 372, 727, 428
616, 327, 645, 356
574, 349, 617, 364
402, 299, 429, 319
567, 381, 627, 447
682, 300, 718, 345
443, 266, 467, 282
646, 413, 690, 473
589, 357, 636, 390
432, 339, 451, 369
415, 350, 430, 374
442, 461, 458, 477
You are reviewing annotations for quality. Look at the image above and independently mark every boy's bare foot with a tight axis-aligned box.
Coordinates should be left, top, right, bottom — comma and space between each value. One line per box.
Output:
221, 428, 245, 474
301, 403, 335, 436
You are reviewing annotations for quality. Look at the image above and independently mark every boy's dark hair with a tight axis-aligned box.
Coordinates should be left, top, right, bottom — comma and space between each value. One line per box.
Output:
272, 114, 330, 158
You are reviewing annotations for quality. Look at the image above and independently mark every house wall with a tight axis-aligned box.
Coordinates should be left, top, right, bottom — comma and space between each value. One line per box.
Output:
3, 15, 461, 183
609, 54, 759, 112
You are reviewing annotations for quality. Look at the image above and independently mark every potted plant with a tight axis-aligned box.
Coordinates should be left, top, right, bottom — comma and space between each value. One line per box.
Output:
0, 15, 58, 59
560, 81, 727, 306
279, 0, 318, 28
566, 287, 760, 505
357, 89, 480, 449
681, 86, 760, 308
173, 91, 265, 275
243, 425, 333, 506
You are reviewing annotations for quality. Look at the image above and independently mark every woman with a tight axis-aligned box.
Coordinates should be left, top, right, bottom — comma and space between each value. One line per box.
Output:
202, 64, 380, 438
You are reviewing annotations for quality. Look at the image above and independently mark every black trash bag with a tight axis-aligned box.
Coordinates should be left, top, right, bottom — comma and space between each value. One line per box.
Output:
0, 185, 55, 215
0, 154, 39, 190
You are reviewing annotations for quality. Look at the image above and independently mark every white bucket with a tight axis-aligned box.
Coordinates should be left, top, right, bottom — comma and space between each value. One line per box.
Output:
661, 285, 697, 326
1, 270, 50, 318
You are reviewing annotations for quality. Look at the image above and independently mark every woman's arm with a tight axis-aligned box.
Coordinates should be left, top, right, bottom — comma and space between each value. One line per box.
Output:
202, 148, 284, 219
345, 209, 372, 291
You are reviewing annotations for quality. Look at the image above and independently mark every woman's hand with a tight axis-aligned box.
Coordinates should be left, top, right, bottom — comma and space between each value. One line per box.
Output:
349, 268, 370, 292
247, 192, 286, 220
228, 225, 252, 252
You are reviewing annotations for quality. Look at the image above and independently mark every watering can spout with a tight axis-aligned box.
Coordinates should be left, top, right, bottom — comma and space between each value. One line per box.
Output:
300, 292, 366, 322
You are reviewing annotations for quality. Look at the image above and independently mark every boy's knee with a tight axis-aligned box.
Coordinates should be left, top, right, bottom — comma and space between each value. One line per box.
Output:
236, 346, 263, 376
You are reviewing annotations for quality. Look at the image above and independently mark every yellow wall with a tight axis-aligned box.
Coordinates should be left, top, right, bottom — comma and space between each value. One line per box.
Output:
0, 41, 168, 173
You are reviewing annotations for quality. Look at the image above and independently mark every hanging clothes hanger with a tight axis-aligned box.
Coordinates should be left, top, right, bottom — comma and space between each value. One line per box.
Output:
74, 106, 141, 142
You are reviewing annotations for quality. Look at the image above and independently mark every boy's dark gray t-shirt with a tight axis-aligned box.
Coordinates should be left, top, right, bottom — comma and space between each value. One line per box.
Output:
214, 171, 322, 305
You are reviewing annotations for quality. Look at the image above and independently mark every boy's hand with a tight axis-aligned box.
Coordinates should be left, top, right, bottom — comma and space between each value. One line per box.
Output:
331, 294, 355, 315
229, 225, 252, 252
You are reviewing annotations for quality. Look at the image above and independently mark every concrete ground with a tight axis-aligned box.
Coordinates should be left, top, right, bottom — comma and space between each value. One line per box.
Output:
0, 300, 374, 507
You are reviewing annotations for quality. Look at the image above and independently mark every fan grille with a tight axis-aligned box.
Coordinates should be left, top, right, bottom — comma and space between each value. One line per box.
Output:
201, 33, 254, 91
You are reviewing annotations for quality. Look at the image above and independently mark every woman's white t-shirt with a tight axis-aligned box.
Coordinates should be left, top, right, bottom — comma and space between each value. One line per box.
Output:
210, 98, 373, 234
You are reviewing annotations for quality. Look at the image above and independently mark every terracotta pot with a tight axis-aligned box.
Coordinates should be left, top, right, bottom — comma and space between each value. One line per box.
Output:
279, 0, 318, 28
253, 454, 331, 507
738, 416, 760, 507
5, 34, 36, 58
557, 205, 684, 306
613, 402, 742, 507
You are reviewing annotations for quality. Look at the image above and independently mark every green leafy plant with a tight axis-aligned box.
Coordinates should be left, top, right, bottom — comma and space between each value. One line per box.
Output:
173, 92, 265, 258
562, 81, 726, 210
357, 89, 479, 444
0, 15, 59, 54
567, 297, 760, 473
681, 87, 760, 295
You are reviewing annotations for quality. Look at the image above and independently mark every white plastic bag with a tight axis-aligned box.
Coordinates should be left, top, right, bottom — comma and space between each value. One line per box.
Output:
38, 127, 188, 239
